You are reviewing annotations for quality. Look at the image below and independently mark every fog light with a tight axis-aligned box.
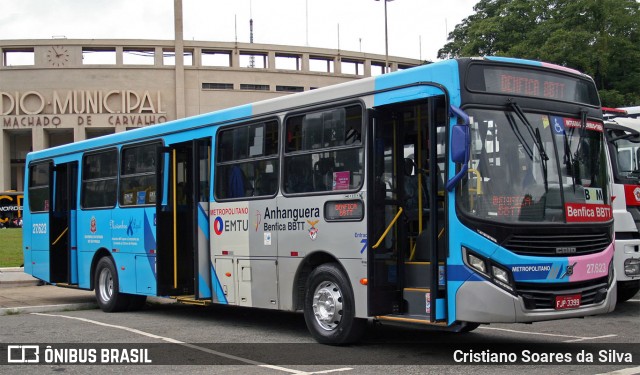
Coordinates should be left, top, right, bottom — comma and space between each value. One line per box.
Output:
492, 266, 509, 284
624, 258, 640, 277
492, 265, 513, 291
467, 253, 486, 274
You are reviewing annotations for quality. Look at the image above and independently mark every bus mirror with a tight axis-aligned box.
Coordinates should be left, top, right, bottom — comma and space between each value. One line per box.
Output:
446, 105, 471, 192
451, 124, 469, 164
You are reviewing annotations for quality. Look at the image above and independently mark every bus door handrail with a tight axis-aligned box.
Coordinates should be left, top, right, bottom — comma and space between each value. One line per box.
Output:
372, 207, 403, 249
51, 227, 68, 246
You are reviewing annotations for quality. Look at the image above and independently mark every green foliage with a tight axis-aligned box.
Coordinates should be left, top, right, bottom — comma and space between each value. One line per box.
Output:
438, 0, 640, 107
0, 228, 23, 267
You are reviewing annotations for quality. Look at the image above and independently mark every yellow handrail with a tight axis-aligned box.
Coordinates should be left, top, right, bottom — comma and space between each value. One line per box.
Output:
52, 227, 68, 246
172, 149, 178, 289
468, 168, 482, 194
372, 207, 403, 249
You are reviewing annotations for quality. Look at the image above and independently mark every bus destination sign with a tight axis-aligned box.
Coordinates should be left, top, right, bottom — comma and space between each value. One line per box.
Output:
467, 65, 600, 106
324, 200, 364, 221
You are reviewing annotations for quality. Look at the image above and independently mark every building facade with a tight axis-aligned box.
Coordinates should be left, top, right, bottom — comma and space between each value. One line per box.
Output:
0, 39, 422, 191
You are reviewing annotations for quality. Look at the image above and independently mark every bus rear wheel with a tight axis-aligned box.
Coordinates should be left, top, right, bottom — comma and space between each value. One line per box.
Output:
95, 257, 130, 312
304, 263, 365, 345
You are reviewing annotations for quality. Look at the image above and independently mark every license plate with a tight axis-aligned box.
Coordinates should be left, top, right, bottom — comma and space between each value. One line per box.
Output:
555, 294, 581, 310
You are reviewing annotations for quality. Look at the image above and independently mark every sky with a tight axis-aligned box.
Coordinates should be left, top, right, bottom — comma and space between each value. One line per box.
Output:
0, 0, 478, 61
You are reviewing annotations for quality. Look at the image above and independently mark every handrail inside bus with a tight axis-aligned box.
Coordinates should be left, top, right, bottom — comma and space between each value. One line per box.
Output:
172, 149, 178, 289
51, 227, 68, 246
372, 207, 403, 250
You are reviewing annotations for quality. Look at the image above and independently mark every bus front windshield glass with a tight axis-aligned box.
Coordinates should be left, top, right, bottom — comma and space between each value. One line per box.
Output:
459, 108, 609, 223
608, 126, 640, 183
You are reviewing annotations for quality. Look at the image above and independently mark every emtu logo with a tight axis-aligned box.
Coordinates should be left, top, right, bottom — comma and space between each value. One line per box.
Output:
213, 217, 224, 235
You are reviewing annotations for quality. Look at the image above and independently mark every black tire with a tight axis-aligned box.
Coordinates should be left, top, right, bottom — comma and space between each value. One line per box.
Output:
617, 281, 640, 303
304, 263, 366, 345
94, 257, 130, 312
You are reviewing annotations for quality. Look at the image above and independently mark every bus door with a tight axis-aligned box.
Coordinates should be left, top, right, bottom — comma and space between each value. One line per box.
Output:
49, 161, 79, 285
156, 139, 212, 298
368, 97, 448, 322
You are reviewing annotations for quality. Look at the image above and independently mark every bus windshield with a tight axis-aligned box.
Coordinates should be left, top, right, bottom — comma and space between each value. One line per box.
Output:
459, 108, 609, 223
606, 122, 640, 183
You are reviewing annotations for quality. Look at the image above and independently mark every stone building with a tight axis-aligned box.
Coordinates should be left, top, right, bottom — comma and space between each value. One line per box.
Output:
0, 39, 421, 191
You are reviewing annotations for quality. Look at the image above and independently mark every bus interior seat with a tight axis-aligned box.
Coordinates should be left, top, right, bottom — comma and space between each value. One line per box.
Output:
286, 157, 313, 193
255, 172, 276, 196
229, 165, 247, 198
314, 157, 335, 191
403, 158, 430, 220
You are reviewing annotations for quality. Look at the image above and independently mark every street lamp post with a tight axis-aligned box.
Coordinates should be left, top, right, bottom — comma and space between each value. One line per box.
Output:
375, 0, 394, 74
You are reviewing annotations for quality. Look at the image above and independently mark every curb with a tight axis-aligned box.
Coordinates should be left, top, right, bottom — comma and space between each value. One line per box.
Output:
0, 302, 98, 316
0, 279, 40, 288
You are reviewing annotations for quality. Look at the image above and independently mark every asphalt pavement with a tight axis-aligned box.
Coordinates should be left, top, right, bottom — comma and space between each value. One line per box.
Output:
0, 267, 176, 316
0, 267, 98, 315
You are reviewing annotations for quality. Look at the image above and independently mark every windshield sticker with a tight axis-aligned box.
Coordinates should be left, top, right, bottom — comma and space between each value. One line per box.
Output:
565, 203, 612, 222
550, 116, 603, 134
584, 188, 604, 204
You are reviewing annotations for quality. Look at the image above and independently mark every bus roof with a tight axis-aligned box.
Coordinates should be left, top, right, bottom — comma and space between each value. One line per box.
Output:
25, 56, 594, 163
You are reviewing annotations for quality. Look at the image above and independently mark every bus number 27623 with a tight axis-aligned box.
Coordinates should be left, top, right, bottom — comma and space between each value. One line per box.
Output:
32, 223, 47, 234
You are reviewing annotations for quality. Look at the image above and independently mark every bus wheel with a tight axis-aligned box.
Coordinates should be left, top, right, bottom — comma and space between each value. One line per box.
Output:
304, 263, 365, 345
94, 257, 130, 312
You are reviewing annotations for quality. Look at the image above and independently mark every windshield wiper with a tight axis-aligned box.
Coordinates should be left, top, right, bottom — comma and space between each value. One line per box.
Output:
508, 100, 549, 191
574, 109, 589, 163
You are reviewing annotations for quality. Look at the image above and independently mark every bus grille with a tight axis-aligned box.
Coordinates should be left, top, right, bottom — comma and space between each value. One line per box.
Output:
503, 232, 610, 257
515, 277, 608, 310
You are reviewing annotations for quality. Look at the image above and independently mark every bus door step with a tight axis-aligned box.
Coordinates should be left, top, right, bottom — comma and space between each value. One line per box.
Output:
174, 295, 211, 306
376, 314, 447, 326
54, 282, 80, 289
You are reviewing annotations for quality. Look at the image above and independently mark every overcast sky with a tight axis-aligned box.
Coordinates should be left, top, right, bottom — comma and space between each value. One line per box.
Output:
0, 0, 478, 61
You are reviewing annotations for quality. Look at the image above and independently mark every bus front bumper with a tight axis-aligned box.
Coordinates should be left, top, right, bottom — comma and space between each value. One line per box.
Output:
614, 238, 640, 282
454, 278, 617, 324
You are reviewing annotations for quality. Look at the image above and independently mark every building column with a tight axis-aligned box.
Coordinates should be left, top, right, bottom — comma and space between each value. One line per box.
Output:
174, 0, 186, 119
0, 130, 9, 191
364, 59, 372, 77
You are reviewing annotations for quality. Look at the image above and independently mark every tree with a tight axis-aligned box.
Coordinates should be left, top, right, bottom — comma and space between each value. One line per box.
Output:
438, 0, 640, 106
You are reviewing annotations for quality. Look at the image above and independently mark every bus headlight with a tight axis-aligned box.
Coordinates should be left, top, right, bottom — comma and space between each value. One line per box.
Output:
466, 252, 487, 275
624, 258, 640, 277
463, 247, 515, 294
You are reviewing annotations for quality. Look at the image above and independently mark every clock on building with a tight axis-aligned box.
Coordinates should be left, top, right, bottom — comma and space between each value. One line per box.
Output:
47, 46, 69, 67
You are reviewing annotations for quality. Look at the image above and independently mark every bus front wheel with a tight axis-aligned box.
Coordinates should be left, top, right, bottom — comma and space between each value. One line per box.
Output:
94, 257, 130, 312
303, 263, 365, 345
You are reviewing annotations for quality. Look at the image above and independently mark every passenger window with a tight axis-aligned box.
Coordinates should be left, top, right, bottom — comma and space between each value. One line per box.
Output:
82, 150, 118, 208
284, 104, 363, 194
28, 162, 52, 212
119, 142, 161, 206
215, 120, 279, 199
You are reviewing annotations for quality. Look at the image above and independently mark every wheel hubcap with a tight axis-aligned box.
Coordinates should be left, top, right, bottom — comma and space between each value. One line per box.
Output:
312, 281, 343, 331
98, 268, 113, 303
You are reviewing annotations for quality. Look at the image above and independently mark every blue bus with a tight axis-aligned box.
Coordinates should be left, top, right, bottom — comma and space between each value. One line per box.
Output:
23, 57, 616, 344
